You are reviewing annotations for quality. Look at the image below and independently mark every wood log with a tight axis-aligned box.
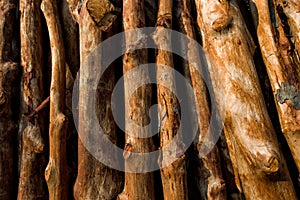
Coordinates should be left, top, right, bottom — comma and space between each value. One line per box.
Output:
0, 0, 18, 199
152, 0, 188, 199
73, 1, 123, 199
41, 0, 70, 199
195, 0, 297, 199
174, 1, 227, 199
17, 0, 48, 199
0, 62, 18, 200
117, 0, 155, 199
249, 0, 300, 176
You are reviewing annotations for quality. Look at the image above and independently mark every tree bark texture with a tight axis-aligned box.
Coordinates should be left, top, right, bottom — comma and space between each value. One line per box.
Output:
117, 0, 155, 200
73, 1, 123, 199
195, 0, 297, 199
41, 0, 70, 199
0, 0, 299, 199
17, 0, 48, 199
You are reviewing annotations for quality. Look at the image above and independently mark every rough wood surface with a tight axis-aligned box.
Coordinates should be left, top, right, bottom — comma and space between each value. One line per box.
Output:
152, 0, 188, 199
195, 0, 297, 199
249, 0, 300, 176
0, 0, 18, 199
17, 0, 48, 199
73, 1, 123, 199
0, 62, 18, 200
175, 0, 227, 199
41, 0, 70, 199
117, 0, 155, 199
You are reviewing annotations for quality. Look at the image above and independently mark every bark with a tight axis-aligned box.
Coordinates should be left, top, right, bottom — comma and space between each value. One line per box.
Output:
195, 0, 297, 199
0, 62, 18, 200
0, 0, 18, 199
41, 0, 70, 199
175, 0, 226, 199
117, 0, 155, 199
152, 0, 188, 199
17, 0, 48, 199
249, 0, 300, 176
73, 1, 123, 199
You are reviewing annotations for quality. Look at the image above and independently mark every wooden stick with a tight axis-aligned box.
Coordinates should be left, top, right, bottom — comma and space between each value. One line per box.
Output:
41, 0, 70, 199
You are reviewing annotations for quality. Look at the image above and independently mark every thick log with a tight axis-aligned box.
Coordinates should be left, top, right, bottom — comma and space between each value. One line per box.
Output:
73, 1, 123, 199
195, 0, 297, 199
152, 0, 188, 199
17, 0, 48, 199
174, 0, 226, 199
249, 0, 300, 175
117, 0, 155, 199
41, 0, 70, 199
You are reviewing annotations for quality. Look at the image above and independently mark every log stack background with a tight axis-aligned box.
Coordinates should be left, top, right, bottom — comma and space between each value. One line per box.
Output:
0, 0, 299, 199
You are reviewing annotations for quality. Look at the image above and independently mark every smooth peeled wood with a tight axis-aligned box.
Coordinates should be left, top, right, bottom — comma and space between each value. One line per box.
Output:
41, 0, 70, 199
153, 0, 188, 199
17, 0, 48, 199
117, 0, 155, 199
175, 0, 227, 199
249, 0, 300, 176
195, 0, 297, 199
73, 1, 123, 199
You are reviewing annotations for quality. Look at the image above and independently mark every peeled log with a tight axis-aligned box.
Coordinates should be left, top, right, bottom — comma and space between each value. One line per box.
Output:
73, 1, 123, 199
174, 0, 226, 199
249, 0, 300, 176
41, 0, 70, 199
117, 0, 155, 199
195, 0, 297, 199
153, 0, 188, 199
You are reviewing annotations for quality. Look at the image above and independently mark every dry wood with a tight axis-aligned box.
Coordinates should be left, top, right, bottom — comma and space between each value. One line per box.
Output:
152, 0, 189, 199
73, 1, 123, 199
0, 62, 18, 200
174, 1, 227, 199
195, 0, 297, 199
0, 1, 18, 199
41, 0, 70, 199
249, 0, 300, 175
17, 0, 48, 199
117, 0, 155, 199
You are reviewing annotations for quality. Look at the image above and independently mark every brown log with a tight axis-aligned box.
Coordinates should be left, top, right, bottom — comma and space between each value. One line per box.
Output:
41, 0, 70, 199
0, 0, 18, 199
0, 62, 18, 200
60, 0, 80, 77
152, 0, 189, 199
195, 0, 297, 199
249, 0, 300, 176
117, 0, 155, 199
17, 0, 48, 199
73, 1, 123, 199
174, 0, 227, 199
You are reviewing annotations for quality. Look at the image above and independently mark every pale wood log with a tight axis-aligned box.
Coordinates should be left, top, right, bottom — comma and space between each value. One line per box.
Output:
175, 0, 227, 199
249, 0, 300, 176
195, 0, 297, 199
73, 1, 123, 199
117, 0, 155, 199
